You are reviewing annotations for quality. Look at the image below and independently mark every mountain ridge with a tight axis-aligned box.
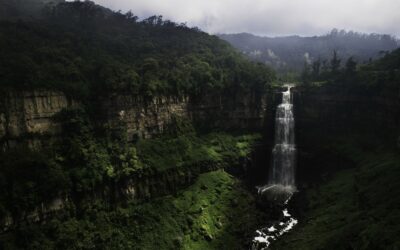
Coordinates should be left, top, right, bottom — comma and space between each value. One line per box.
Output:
219, 30, 399, 74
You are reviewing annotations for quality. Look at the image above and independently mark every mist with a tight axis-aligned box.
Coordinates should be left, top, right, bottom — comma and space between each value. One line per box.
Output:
88, 0, 400, 37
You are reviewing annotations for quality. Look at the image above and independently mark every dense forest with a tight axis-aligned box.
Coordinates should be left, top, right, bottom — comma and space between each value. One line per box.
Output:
301, 47, 400, 91
219, 31, 399, 76
0, 0, 274, 99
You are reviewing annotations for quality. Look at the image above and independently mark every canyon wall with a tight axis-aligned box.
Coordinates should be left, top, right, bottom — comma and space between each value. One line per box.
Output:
0, 89, 276, 149
0, 91, 78, 150
292, 84, 400, 184
0, 89, 277, 231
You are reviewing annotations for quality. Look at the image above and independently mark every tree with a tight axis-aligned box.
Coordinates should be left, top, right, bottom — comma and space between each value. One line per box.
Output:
321, 60, 329, 73
301, 62, 311, 85
330, 50, 341, 74
345, 57, 357, 76
311, 58, 321, 80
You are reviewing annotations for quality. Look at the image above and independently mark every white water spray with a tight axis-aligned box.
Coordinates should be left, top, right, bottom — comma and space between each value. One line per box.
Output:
269, 85, 296, 187
252, 84, 298, 250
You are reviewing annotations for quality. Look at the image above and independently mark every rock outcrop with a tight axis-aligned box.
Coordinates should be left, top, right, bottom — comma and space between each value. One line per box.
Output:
0, 88, 277, 231
1, 89, 276, 149
99, 95, 190, 140
0, 91, 78, 149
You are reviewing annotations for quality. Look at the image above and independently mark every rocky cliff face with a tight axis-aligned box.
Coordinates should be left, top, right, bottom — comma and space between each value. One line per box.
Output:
0, 91, 78, 150
292, 84, 400, 183
190, 91, 272, 132
0, 89, 277, 231
1, 89, 274, 148
99, 95, 190, 140
99, 91, 273, 141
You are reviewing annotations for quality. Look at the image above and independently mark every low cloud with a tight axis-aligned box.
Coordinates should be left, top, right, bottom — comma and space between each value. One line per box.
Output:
90, 0, 400, 37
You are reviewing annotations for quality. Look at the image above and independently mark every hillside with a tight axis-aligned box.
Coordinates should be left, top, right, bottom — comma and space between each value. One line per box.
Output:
0, 1, 274, 99
219, 31, 399, 74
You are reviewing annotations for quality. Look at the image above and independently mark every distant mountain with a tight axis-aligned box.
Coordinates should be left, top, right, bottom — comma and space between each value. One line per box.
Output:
219, 30, 400, 73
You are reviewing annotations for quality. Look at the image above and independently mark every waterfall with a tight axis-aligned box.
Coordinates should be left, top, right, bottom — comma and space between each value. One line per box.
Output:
251, 85, 298, 250
269, 85, 296, 187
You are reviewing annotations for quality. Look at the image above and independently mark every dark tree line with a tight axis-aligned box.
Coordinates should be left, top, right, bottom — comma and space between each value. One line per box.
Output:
301, 47, 400, 95
0, 0, 275, 100
301, 50, 359, 84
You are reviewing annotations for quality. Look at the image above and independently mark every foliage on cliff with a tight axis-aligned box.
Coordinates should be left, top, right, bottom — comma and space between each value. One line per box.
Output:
0, 108, 261, 227
0, 170, 268, 250
285, 47, 400, 249
273, 143, 400, 250
0, 1, 275, 99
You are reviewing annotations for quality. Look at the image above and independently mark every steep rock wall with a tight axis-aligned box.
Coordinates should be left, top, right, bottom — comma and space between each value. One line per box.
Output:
0, 89, 277, 231
98, 90, 274, 140
98, 95, 190, 140
190, 91, 271, 132
0, 89, 275, 147
0, 91, 78, 149
1, 159, 226, 232
292, 84, 400, 184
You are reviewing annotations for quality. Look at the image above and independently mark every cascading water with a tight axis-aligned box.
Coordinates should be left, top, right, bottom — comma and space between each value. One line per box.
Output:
269, 84, 296, 187
251, 84, 298, 250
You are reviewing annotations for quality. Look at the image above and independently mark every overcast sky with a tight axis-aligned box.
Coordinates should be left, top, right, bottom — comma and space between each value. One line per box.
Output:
89, 0, 400, 37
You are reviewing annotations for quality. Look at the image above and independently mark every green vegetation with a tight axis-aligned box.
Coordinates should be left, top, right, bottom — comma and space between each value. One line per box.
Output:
137, 133, 261, 171
0, 106, 261, 221
283, 48, 400, 250
274, 143, 400, 250
0, 107, 261, 249
0, 1, 274, 248
219, 30, 399, 74
301, 48, 400, 91
0, 147, 69, 220
0, 170, 267, 250
0, 1, 275, 99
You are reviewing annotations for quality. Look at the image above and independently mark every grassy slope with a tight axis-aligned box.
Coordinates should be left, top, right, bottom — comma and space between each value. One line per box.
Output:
137, 133, 261, 172
135, 170, 267, 250
273, 145, 400, 250
1, 170, 267, 250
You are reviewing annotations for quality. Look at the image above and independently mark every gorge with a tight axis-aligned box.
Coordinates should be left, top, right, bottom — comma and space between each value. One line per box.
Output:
0, 1, 400, 250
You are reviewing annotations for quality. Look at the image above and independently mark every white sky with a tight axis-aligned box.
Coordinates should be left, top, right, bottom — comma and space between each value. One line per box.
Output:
88, 0, 400, 37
